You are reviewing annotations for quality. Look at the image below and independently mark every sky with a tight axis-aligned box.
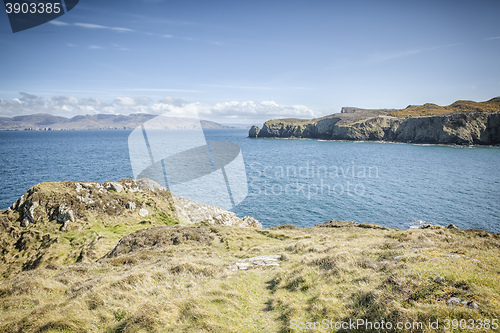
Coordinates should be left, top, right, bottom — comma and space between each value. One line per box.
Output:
1, 0, 499, 125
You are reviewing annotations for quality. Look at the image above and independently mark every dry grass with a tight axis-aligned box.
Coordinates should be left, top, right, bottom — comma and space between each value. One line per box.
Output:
389, 97, 500, 117
0, 222, 499, 332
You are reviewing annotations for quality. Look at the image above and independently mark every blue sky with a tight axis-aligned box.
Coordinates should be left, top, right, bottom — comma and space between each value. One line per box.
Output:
1, 0, 499, 124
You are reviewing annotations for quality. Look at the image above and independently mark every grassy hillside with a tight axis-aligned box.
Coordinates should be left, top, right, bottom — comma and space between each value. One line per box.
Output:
0, 217, 499, 332
1, 180, 499, 332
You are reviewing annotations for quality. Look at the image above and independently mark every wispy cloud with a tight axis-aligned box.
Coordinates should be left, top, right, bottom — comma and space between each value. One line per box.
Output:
124, 88, 203, 93
74, 22, 106, 29
50, 20, 221, 46
49, 20, 69, 26
207, 40, 224, 46
111, 27, 134, 32
485, 36, 500, 40
201, 84, 313, 91
66, 43, 129, 51
371, 43, 462, 62
70, 22, 134, 32
126, 14, 197, 26
112, 44, 130, 51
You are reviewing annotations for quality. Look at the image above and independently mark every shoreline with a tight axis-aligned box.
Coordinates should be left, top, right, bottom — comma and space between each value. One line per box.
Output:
250, 135, 500, 147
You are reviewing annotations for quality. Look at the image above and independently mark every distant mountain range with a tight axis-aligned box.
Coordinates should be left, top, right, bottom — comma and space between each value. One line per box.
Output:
0, 113, 231, 131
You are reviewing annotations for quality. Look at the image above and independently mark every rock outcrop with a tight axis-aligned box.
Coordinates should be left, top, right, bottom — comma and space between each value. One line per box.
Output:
0, 178, 260, 276
248, 125, 260, 138
250, 97, 500, 145
7, 179, 261, 230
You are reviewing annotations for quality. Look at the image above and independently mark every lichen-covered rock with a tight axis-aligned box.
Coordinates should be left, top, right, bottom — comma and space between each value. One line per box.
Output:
105, 181, 124, 193
201, 213, 262, 228
6, 178, 260, 230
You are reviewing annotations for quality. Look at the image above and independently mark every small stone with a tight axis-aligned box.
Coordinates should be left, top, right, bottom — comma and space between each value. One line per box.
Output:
21, 218, 30, 227
126, 202, 136, 210
446, 224, 459, 229
60, 220, 69, 231
447, 297, 462, 306
107, 182, 123, 193
229, 254, 281, 271
435, 276, 445, 283
139, 208, 149, 217
467, 301, 479, 309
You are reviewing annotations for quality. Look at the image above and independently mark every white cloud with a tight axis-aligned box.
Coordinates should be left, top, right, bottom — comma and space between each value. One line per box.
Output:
88, 45, 103, 50
111, 27, 134, 32
125, 88, 203, 93
158, 96, 187, 107
206, 100, 318, 119
150, 100, 318, 123
114, 96, 151, 106
0, 93, 317, 124
74, 22, 134, 33
74, 22, 106, 29
49, 20, 69, 26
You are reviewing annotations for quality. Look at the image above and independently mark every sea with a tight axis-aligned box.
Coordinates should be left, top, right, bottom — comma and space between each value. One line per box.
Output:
1, 129, 499, 232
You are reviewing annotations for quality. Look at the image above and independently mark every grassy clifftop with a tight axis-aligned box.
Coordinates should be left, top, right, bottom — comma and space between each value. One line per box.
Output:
260, 97, 500, 128
389, 97, 500, 117
0, 219, 498, 332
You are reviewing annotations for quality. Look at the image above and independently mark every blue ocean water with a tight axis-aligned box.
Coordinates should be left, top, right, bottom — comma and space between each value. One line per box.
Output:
1, 129, 499, 232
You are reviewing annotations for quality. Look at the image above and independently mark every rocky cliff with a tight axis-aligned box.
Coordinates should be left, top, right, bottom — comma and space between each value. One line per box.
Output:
251, 97, 500, 145
0, 178, 260, 277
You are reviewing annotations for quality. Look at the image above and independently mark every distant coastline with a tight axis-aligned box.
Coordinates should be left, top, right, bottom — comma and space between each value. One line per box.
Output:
0, 113, 231, 131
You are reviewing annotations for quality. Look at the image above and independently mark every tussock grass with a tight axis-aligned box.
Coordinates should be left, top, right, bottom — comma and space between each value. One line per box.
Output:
389, 97, 500, 117
0, 222, 499, 332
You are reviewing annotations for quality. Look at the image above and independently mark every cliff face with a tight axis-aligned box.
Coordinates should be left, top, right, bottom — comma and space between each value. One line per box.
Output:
252, 98, 500, 145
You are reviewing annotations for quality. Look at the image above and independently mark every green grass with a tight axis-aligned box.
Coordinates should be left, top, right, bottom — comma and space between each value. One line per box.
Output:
0, 223, 498, 332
